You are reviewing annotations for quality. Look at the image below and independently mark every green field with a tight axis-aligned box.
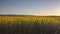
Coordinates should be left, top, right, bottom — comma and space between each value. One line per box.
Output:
0, 15, 60, 34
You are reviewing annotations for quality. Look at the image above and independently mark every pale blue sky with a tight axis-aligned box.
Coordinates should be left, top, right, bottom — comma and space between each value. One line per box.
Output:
0, 0, 60, 15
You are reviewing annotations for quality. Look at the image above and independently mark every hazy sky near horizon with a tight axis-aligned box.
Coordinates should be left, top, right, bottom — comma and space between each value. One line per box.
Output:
0, 0, 60, 16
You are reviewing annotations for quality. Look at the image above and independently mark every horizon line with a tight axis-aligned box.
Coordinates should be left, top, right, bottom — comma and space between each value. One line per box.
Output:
0, 14, 60, 16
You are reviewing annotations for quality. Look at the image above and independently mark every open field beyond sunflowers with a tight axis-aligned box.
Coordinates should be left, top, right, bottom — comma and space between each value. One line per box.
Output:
0, 15, 60, 34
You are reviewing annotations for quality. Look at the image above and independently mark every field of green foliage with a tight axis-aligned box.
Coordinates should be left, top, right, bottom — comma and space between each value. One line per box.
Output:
0, 16, 60, 34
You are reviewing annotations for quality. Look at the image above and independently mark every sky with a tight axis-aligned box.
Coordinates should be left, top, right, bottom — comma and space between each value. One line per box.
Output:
0, 0, 60, 16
